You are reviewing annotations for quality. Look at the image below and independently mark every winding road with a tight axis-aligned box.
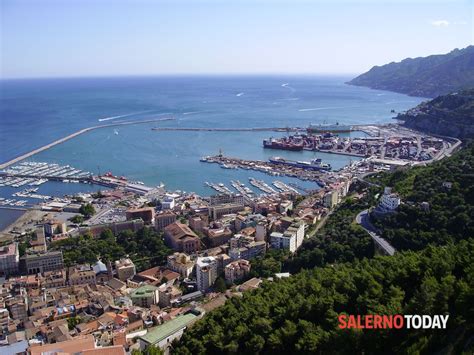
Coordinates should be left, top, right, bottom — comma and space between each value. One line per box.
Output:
356, 209, 396, 256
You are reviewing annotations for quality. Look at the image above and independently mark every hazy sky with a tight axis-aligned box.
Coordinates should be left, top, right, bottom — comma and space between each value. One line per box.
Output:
1, 0, 473, 78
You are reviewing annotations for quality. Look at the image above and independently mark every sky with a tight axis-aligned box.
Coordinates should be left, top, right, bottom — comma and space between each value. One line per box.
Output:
1, 0, 473, 78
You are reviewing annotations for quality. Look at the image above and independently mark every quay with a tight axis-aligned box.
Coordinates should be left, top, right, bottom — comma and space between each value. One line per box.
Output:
151, 127, 303, 132
0, 117, 175, 170
201, 155, 329, 186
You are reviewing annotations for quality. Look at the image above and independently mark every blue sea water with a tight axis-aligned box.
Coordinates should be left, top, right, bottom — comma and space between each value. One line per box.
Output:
0, 75, 424, 218
0, 208, 25, 232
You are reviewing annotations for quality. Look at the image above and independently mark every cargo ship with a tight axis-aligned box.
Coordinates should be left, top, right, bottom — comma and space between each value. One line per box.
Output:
263, 138, 304, 151
307, 122, 352, 133
269, 156, 331, 171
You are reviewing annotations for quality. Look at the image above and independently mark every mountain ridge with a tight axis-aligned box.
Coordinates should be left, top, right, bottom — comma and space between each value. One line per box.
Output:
348, 46, 474, 97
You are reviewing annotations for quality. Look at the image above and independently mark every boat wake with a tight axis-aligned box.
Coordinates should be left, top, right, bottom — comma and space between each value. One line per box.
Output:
281, 83, 296, 93
299, 107, 342, 112
98, 110, 154, 122
183, 110, 209, 115
236, 92, 244, 97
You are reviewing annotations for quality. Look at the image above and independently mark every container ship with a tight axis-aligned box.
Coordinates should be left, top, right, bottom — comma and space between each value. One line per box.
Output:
307, 122, 352, 133
269, 156, 331, 171
263, 138, 304, 151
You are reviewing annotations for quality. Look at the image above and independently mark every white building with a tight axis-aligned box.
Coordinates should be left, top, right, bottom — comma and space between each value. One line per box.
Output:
270, 232, 296, 252
167, 252, 195, 278
270, 221, 305, 253
196, 257, 218, 291
162, 196, 176, 210
379, 187, 401, 211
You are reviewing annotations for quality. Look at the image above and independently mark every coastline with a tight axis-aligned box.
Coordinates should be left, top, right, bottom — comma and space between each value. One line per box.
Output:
0, 207, 48, 234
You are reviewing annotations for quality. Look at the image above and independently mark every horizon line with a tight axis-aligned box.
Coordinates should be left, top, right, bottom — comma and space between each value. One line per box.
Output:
0, 72, 361, 81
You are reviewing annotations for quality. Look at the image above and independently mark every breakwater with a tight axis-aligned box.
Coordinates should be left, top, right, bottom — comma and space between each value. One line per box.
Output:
0, 118, 175, 170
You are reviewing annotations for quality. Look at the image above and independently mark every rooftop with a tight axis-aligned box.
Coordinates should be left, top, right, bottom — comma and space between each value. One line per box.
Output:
139, 313, 198, 345
130, 285, 158, 298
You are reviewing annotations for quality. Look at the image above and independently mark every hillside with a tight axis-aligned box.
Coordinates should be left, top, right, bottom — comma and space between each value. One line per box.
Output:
348, 46, 474, 97
173, 145, 474, 354
397, 89, 474, 138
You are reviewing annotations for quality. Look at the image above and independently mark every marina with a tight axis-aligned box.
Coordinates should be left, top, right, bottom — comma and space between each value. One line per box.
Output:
249, 178, 278, 194
0, 162, 92, 187
200, 154, 329, 185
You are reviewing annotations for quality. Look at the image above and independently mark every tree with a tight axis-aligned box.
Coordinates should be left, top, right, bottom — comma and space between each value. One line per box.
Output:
67, 316, 81, 330
69, 215, 84, 224
79, 203, 95, 218
214, 277, 227, 293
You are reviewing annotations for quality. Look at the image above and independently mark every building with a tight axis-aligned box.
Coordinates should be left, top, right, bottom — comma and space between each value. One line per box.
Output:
155, 212, 176, 232
5, 290, 28, 322
188, 215, 208, 234
79, 219, 144, 237
130, 285, 159, 307
126, 207, 155, 224
28, 334, 126, 355
228, 234, 266, 261
208, 203, 245, 220
210, 193, 245, 206
164, 223, 201, 254
196, 257, 218, 291
207, 227, 233, 247
29, 226, 47, 253
68, 265, 96, 286
42, 270, 67, 288
255, 222, 267, 242
270, 221, 305, 253
44, 220, 67, 236
161, 196, 175, 210
0, 243, 19, 276
22, 251, 64, 274
92, 260, 112, 283
225, 259, 251, 284
279, 200, 293, 214
138, 313, 198, 351
167, 253, 195, 278
270, 232, 295, 252
379, 187, 401, 211
286, 221, 305, 250
323, 190, 339, 208
0, 308, 10, 332
158, 285, 183, 308
115, 258, 136, 282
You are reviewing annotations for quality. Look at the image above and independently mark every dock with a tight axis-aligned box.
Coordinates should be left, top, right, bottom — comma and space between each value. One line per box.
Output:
151, 127, 303, 132
200, 155, 328, 186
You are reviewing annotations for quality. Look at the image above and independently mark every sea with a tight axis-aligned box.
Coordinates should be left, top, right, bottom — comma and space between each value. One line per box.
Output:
0, 75, 425, 229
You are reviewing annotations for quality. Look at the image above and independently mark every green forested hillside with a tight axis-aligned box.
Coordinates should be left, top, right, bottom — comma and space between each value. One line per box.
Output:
397, 89, 474, 138
174, 240, 474, 354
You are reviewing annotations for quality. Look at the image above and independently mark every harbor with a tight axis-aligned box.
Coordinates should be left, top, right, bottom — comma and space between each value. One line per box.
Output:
200, 154, 330, 186
261, 123, 454, 163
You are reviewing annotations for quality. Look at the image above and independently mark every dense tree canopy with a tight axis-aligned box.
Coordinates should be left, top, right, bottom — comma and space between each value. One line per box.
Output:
51, 227, 171, 271
174, 239, 474, 354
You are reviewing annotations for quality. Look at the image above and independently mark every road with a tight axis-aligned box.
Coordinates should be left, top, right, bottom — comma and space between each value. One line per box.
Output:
356, 209, 396, 256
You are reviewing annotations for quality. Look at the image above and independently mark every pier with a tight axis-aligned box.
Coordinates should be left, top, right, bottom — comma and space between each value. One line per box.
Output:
151, 126, 303, 132
201, 155, 328, 186
0, 118, 175, 170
